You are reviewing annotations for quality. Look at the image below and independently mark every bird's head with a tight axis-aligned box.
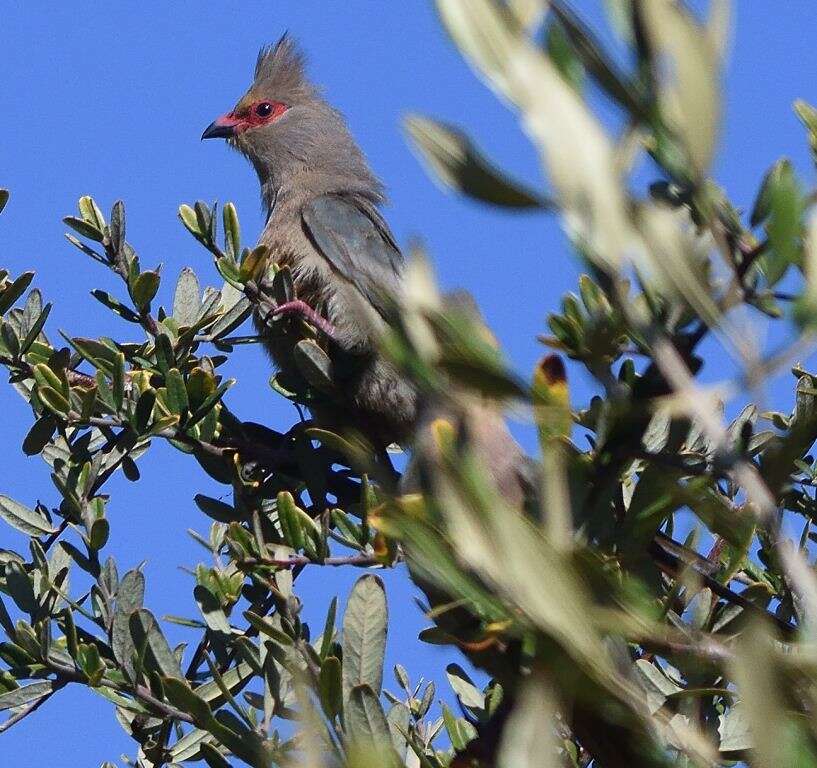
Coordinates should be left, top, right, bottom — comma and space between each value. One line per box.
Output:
202, 35, 383, 210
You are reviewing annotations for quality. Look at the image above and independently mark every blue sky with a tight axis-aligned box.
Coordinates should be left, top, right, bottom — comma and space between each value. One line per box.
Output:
1, 2, 817, 764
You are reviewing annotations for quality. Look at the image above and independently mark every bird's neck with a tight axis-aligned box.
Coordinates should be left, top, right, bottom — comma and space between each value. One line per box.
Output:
252, 150, 386, 220
259, 174, 281, 216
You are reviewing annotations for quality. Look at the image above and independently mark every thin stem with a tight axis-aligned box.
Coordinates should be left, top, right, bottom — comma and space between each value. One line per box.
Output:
130, 684, 195, 725
67, 412, 227, 459
45, 656, 195, 724
238, 552, 388, 569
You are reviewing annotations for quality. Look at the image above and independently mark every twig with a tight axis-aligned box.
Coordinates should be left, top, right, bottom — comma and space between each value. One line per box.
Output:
132, 684, 195, 725
238, 552, 388, 569
45, 656, 195, 725
67, 412, 227, 459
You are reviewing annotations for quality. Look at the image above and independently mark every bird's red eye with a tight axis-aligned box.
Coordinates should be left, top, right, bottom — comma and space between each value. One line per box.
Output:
255, 102, 273, 117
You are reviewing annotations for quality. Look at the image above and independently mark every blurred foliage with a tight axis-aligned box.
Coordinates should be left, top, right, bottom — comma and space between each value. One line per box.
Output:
4, 1, 817, 767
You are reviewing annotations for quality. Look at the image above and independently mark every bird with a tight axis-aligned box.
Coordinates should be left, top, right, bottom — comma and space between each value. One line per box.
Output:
201, 35, 415, 451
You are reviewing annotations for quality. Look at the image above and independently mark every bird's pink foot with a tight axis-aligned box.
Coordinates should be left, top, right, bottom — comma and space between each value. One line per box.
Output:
272, 300, 338, 339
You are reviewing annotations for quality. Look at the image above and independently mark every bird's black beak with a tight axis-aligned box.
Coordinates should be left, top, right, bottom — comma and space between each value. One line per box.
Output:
201, 115, 239, 140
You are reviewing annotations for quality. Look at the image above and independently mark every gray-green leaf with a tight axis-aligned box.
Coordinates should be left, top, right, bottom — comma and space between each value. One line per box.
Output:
342, 574, 388, 706
0, 495, 56, 536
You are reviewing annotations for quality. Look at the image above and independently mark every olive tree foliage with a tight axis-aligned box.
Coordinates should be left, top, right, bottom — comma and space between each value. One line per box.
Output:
3, 1, 817, 767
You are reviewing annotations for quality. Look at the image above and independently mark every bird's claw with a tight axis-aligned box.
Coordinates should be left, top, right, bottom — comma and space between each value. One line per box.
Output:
272, 300, 338, 340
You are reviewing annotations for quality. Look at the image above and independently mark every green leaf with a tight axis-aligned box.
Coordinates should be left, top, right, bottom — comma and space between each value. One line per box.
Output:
293, 339, 335, 392
76, 642, 105, 686
730, 621, 817, 765
209, 296, 252, 340
319, 596, 338, 660
153, 332, 175, 374
63, 216, 104, 242
89, 518, 110, 551
112, 351, 125, 412
131, 270, 160, 311
164, 368, 189, 416
242, 611, 293, 646
0, 681, 56, 711
187, 378, 233, 428
238, 245, 267, 284
719, 703, 752, 753
0, 321, 19, 358
111, 568, 145, 679
404, 115, 550, 209
61, 607, 78, 658
0, 271, 35, 316
129, 608, 183, 678
134, 388, 157, 432
640, 0, 722, 176
186, 367, 216, 409
0, 495, 56, 536
90, 290, 141, 323
762, 158, 804, 285
163, 676, 215, 725
386, 702, 411, 759
442, 702, 476, 752
751, 158, 790, 228
178, 204, 201, 238
22, 415, 57, 456
38, 385, 70, 418
619, 466, 680, 555
194, 201, 214, 243
318, 655, 343, 720
795, 98, 817, 166
194, 495, 240, 523
193, 660, 256, 704
272, 266, 294, 305
222, 202, 241, 259
78, 195, 105, 230
433, 0, 635, 270
193, 585, 231, 634
345, 683, 393, 749
549, 3, 645, 118
33, 362, 67, 396
276, 491, 306, 552
64, 335, 120, 373
5, 562, 37, 614
545, 19, 585, 92
446, 663, 485, 710
173, 268, 202, 326
342, 574, 388, 706
199, 743, 232, 768
169, 727, 214, 762
109, 200, 125, 254
20, 302, 51, 355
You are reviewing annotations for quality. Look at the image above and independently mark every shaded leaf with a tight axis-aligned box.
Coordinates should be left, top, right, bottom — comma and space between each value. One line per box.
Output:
129, 608, 183, 678
342, 574, 388, 705
404, 115, 551, 209
193, 585, 231, 634
0, 681, 56, 711
111, 568, 145, 679
0, 495, 56, 536
173, 268, 201, 326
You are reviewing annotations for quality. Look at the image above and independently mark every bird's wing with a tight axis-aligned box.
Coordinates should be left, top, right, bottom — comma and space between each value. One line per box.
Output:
301, 194, 403, 318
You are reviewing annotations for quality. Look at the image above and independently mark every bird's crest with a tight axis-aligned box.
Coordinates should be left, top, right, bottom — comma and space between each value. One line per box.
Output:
253, 34, 310, 96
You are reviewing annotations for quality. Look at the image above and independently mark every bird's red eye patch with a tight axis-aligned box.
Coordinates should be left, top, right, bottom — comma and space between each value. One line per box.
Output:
243, 100, 288, 128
